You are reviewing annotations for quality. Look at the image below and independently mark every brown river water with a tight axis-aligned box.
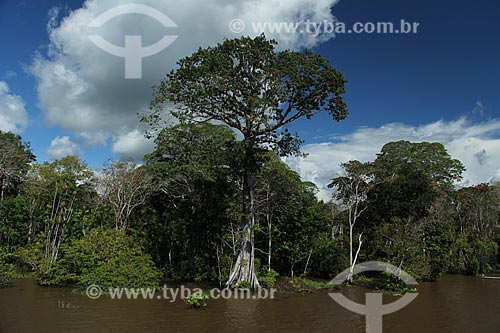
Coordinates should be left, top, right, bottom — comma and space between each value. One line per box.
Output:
1, 275, 499, 332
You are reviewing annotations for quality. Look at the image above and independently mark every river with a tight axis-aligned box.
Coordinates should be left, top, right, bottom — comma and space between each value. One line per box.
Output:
1, 275, 499, 332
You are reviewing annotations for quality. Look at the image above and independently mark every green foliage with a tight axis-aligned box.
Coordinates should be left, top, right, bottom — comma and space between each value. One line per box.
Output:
287, 277, 335, 292
477, 240, 498, 273
369, 166, 438, 221
273, 189, 334, 277
237, 280, 252, 289
0, 248, 15, 286
185, 291, 209, 308
0, 196, 30, 249
0, 131, 36, 200
424, 219, 454, 280
147, 34, 347, 157
374, 141, 464, 188
141, 123, 239, 285
375, 272, 417, 294
146, 34, 349, 287
36, 228, 161, 288
257, 267, 279, 287
329, 160, 374, 204
15, 241, 44, 271
469, 258, 480, 276
308, 235, 348, 278
3, 126, 500, 291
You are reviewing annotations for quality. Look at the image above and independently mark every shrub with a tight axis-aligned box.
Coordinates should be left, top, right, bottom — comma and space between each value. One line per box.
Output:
375, 272, 417, 294
308, 236, 348, 278
285, 277, 337, 293
185, 291, 208, 308
257, 267, 279, 287
237, 280, 251, 289
476, 240, 498, 273
0, 249, 15, 287
37, 228, 161, 288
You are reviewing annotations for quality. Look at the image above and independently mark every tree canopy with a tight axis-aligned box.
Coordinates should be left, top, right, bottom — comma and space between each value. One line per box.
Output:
0, 131, 35, 200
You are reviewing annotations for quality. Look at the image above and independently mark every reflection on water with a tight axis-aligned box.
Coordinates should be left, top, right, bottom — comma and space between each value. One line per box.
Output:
1, 276, 499, 332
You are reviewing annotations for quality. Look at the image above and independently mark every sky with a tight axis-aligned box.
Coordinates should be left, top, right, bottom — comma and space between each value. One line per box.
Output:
0, 0, 499, 200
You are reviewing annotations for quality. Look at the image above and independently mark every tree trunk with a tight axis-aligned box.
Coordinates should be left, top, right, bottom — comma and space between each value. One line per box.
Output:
266, 184, 272, 271
226, 149, 260, 289
267, 220, 272, 271
27, 220, 33, 242
348, 210, 354, 282
303, 248, 313, 276
0, 177, 5, 202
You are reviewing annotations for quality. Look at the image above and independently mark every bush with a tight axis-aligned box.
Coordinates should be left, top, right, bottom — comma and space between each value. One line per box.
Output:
257, 266, 279, 287
0, 249, 15, 287
185, 291, 208, 308
237, 280, 251, 289
469, 258, 480, 276
284, 277, 337, 293
476, 240, 498, 273
37, 228, 161, 288
308, 235, 348, 278
14, 243, 43, 275
375, 272, 417, 294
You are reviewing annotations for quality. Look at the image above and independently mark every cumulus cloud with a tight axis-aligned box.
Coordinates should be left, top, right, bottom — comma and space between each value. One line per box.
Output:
30, 0, 340, 159
111, 129, 155, 161
0, 81, 29, 133
47, 136, 81, 160
284, 117, 500, 201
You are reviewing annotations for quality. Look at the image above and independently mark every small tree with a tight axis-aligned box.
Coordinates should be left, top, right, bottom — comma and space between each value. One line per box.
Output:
146, 35, 348, 288
329, 161, 374, 282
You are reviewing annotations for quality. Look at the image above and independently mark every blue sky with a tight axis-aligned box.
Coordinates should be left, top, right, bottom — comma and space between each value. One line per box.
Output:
0, 0, 499, 199
288, 0, 500, 134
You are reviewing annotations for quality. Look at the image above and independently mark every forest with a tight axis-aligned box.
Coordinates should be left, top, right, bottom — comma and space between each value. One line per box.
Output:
1, 36, 499, 290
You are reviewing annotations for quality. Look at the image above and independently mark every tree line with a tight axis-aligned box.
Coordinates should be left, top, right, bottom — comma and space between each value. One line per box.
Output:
1, 128, 499, 288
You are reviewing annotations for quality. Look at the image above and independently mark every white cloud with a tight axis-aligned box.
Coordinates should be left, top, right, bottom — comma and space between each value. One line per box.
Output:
0, 81, 29, 133
75, 131, 108, 146
111, 129, 155, 161
473, 100, 485, 116
284, 117, 500, 201
47, 136, 81, 160
47, 6, 62, 32
31, 0, 340, 159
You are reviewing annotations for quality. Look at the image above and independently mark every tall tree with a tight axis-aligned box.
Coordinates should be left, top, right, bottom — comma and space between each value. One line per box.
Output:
366, 141, 465, 278
329, 161, 374, 282
146, 35, 348, 288
374, 141, 464, 189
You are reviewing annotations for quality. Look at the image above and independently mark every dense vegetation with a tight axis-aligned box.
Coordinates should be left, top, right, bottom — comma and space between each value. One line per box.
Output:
1, 127, 499, 288
1, 36, 499, 289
